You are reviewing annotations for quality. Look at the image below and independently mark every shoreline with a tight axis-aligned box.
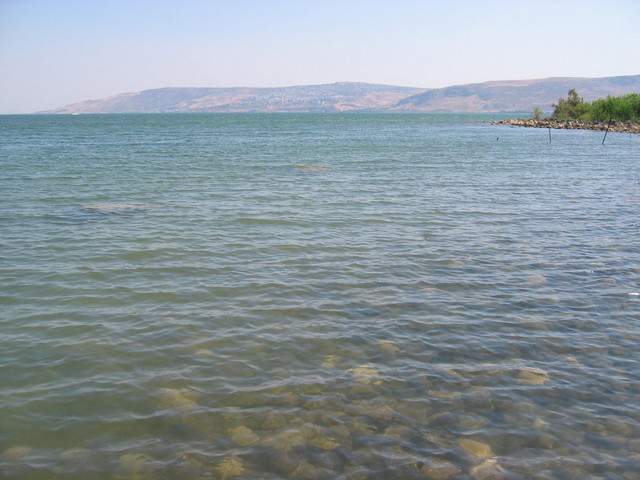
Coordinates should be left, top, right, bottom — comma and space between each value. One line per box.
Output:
492, 118, 640, 134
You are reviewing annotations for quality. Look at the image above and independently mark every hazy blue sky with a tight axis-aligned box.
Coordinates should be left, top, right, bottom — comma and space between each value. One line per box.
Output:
1, 0, 639, 113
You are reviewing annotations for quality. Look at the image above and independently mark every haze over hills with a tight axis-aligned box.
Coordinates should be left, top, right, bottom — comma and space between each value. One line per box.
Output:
42, 75, 640, 114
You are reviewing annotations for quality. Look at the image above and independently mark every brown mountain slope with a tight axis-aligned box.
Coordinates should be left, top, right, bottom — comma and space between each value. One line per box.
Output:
391, 75, 640, 113
41, 75, 640, 114
44, 83, 425, 114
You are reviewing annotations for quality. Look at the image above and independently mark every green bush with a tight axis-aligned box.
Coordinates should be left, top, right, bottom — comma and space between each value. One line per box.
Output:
590, 93, 640, 122
552, 90, 640, 122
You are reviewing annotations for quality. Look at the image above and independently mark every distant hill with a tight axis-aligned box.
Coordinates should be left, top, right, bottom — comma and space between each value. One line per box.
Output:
43, 83, 425, 114
391, 75, 640, 113
42, 75, 640, 114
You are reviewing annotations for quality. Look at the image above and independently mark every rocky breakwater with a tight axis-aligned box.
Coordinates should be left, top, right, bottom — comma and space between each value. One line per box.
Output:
492, 118, 640, 134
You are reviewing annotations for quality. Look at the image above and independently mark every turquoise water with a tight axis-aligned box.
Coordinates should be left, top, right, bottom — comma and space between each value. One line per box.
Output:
1, 113, 639, 479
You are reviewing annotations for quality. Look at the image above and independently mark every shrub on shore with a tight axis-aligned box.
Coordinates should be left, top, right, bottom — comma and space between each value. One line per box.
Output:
552, 90, 640, 122
590, 93, 640, 122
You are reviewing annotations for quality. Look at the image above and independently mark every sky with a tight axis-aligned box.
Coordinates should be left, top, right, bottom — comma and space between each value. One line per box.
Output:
1, 0, 639, 113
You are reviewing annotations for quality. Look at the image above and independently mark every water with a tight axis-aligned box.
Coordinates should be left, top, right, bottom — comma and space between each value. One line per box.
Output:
1, 113, 639, 479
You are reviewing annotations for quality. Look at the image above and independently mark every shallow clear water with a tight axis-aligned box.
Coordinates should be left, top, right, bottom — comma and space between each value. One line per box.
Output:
1, 113, 639, 479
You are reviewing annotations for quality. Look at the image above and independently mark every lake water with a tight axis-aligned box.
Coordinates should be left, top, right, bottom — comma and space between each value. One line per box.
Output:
1, 113, 639, 479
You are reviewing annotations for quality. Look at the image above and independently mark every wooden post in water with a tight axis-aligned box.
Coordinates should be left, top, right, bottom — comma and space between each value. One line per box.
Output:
602, 117, 613, 145
548, 127, 552, 143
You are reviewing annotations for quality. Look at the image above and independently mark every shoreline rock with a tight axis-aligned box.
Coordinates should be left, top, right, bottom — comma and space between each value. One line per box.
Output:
492, 118, 640, 134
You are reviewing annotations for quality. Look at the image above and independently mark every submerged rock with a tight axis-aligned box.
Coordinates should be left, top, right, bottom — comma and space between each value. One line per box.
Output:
428, 390, 461, 399
229, 425, 260, 447
261, 410, 288, 430
347, 417, 377, 436
215, 456, 245, 480
458, 438, 494, 458
533, 418, 549, 430
119, 453, 155, 476
322, 355, 341, 368
566, 356, 581, 365
263, 447, 305, 475
60, 448, 91, 461
378, 340, 399, 353
158, 387, 199, 412
517, 367, 550, 385
194, 349, 215, 358
463, 388, 494, 410
383, 424, 415, 439
294, 165, 332, 171
290, 460, 330, 480
327, 424, 353, 449
429, 412, 491, 431
470, 458, 507, 480
82, 202, 150, 213
419, 457, 462, 480
1, 446, 32, 459
263, 424, 319, 451
348, 363, 382, 385
308, 435, 341, 450
526, 275, 547, 284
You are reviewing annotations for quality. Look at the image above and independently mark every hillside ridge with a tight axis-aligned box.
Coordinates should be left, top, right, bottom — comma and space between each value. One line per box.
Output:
42, 75, 640, 114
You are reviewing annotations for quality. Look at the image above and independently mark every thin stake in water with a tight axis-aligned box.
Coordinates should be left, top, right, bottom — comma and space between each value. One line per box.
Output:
602, 117, 613, 145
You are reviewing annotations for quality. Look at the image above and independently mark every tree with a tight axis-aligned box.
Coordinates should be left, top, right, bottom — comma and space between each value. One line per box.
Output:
567, 89, 581, 104
552, 89, 591, 121
531, 107, 544, 120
